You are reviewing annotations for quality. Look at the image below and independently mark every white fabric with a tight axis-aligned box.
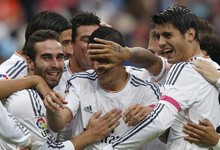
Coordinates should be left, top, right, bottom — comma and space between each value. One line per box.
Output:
0, 51, 28, 79
0, 101, 30, 148
0, 89, 74, 150
64, 69, 160, 150
215, 78, 220, 93
104, 57, 220, 150
213, 137, 220, 150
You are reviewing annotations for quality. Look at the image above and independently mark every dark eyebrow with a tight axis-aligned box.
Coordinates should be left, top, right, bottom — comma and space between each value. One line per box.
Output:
161, 32, 173, 37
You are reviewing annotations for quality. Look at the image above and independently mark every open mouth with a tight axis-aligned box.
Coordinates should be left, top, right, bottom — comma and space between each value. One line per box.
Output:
47, 71, 60, 80
160, 48, 173, 55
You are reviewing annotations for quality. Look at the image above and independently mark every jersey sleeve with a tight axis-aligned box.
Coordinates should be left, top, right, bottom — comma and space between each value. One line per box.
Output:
0, 102, 30, 147
160, 62, 203, 111
64, 79, 80, 119
103, 102, 177, 149
150, 57, 171, 85
216, 78, 220, 93
143, 81, 161, 108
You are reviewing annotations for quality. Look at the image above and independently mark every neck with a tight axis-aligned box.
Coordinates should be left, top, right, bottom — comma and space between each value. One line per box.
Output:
100, 67, 129, 92
69, 58, 83, 74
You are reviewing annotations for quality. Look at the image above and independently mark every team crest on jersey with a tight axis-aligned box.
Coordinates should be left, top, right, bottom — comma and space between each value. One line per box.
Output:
36, 117, 50, 137
0, 74, 9, 79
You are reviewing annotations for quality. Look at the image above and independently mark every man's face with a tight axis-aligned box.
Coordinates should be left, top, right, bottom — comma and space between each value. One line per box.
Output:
72, 25, 99, 71
155, 24, 190, 64
90, 58, 121, 85
59, 29, 73, 59
148, 37, 167, 58
32, 39, 64, 88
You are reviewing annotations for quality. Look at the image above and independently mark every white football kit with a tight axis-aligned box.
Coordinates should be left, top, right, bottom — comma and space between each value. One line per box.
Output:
103, 57, 220, 150
64, 69, 160, 150
0, 51, 28, 79
0, 89, 74, 150
0, 101, 30, 148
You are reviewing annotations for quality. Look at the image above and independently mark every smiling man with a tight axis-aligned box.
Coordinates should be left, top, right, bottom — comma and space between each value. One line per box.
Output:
96, 5, 220, 150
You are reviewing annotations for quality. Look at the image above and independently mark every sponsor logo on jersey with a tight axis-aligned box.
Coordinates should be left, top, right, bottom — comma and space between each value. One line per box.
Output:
100, 129, 120, 144
36, 117, 50, 137
83, 105, 93, 114
0, 74, 9, 79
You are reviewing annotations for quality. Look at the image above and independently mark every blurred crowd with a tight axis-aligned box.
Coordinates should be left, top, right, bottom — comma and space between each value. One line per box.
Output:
0, 0, 220, 63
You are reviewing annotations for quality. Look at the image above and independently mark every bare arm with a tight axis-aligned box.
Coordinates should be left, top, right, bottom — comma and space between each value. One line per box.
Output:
88, 38, 162, 76
0, 75, 51, 99
45, 98, 71, 132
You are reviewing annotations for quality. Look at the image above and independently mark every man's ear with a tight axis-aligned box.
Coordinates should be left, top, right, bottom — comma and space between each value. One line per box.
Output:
187, 28, 196, 42
26, 56, 34, 71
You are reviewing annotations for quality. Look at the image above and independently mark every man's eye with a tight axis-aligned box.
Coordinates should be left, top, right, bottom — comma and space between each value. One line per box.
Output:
81, 37, 89, 42
57, 55, 64, 60
62, 40, 71, 46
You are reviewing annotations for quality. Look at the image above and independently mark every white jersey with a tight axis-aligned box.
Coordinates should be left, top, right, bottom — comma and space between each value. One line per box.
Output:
64, 69, 160, 150
1, 89, 74, 150
0, 101, 30, 148
216, 78, 220, 93
103, 57, 220, 150
150, 57, 171, 92
0, 51, 28, 79
54, 60, 72, 95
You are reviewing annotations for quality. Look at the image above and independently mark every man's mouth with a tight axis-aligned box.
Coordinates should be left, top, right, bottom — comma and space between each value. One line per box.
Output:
161, 48, 173, 55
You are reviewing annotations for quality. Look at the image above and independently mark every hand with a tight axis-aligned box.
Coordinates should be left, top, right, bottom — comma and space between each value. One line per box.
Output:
183, 119, 219, 147
123, 104, 153, 127
192, 59, 220, 85
87, 38, 130, 70
34, 75, 52, 98
86, 108, 122, 143
43, 91, 68, 111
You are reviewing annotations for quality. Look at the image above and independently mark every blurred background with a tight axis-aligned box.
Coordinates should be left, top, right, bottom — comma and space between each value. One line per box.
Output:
0, 0, 219, 64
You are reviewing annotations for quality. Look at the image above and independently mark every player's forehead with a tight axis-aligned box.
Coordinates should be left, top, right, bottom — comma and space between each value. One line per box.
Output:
35, 39, 63, 55
155, 24, 179, 36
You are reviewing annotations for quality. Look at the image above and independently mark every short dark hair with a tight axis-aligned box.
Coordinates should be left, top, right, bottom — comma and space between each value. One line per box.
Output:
88, 26, 126, 47
25, 10, 72, 41
197, 17, 214, 42
24, 30, 59, 61
200, 35, 220, 65
152, 5, 199, 41
69, 11, 101, 43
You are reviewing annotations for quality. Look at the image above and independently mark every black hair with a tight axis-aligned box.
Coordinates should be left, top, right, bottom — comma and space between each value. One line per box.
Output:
152, 5, 199, 41
88, 26, 126, 47
25, 10, 72, 41
200, 35, 220, 65
69, 11, 101, 43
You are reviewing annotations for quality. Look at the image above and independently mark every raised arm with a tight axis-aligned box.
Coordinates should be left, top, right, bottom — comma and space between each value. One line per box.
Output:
87, 38, 162, 76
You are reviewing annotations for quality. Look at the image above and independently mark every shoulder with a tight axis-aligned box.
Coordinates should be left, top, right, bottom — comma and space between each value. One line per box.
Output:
69, 69, 97, 81
0, 52, 27, 79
